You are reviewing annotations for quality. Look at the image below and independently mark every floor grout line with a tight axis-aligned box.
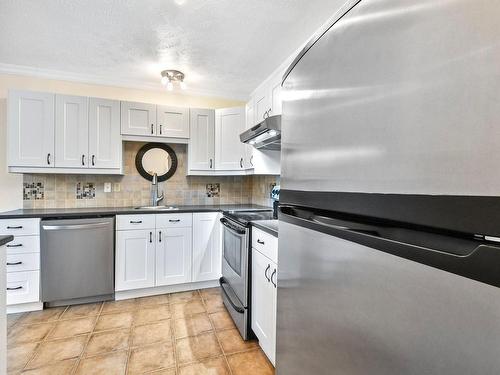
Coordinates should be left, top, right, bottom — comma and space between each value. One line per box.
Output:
70, 301, 105, 375
8, 287, 255, 375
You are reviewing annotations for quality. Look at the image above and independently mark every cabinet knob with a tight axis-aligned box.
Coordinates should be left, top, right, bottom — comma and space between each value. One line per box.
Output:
151, 124, 154, 134
47, 153, 51, 165
160, 124, 162, 135
209, 159, 213, 169
240, 158, 243, 168
82, 154, 85, 166
92, 155, 95, 166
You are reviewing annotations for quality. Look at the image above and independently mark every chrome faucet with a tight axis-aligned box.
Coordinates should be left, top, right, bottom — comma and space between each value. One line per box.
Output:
151, 173, 164, 206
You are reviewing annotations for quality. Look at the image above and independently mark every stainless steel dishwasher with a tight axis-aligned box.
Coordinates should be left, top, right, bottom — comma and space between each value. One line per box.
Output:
41, 217, 114, 306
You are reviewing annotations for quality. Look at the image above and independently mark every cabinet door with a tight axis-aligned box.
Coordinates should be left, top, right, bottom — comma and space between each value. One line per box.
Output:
156, 227, 192, 286
115, 230, 155, 291
192, 213, 221, 282
188, 108, 215, 171
245, 100, 255, 129
269, 75, 282, 116
215, 107, 246, 170
157, 105, 189, 138
254, 89, 271, 124
120, 101, 156, 136
251, 249, 277, 365
55, 95, 89, 168
89, 98, 121, 169
8, 90, 55, 167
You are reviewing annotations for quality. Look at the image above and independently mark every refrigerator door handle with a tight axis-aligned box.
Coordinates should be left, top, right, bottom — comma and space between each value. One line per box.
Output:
279, 205, 500, 289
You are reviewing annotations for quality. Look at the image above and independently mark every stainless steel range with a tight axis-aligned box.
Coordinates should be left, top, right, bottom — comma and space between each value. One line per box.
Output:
219, 209, 273, 339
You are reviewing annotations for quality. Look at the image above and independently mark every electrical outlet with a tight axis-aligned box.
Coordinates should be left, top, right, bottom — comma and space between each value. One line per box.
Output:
114, 183, 121, 192
104, 182, 112, 193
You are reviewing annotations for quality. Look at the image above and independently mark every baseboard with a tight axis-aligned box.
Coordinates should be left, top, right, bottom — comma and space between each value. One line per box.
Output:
114, 279, 219, 300
7, 302, 43, 314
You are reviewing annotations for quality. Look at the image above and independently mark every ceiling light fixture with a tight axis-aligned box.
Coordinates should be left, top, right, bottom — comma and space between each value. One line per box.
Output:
161, 70, 186, 91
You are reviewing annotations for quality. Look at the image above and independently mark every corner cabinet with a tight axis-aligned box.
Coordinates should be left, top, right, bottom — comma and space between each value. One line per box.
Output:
7, 90, 122, 174
8, 90, 55, 168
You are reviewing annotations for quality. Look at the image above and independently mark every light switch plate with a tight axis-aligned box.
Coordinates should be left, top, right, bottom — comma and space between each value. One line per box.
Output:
114, 183, 121, 192
104, 182, 112, 193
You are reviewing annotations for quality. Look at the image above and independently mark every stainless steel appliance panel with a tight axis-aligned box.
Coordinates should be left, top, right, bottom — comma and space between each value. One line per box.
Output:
281, 0, 500, 196
277, 219, 500, 375
221, 218, 249, 305
41, 217, 114, 304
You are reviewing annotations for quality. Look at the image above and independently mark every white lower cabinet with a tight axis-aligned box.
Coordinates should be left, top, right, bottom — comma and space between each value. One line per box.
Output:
156, 227, 192, 286
6, 271, 40, 306
116, 213, 221, 292
115, 229, 156, 291
192, 213, 221, 282
251, 244, 278, 365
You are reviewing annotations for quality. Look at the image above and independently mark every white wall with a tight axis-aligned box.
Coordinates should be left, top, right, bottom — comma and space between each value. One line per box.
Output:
0, 73, 243, 213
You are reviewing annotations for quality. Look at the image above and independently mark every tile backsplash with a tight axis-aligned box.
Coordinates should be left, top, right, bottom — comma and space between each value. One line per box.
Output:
23, 142, 279, 209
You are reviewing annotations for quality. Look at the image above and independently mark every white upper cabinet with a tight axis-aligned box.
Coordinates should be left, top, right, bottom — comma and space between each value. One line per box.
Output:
192, 213, 221, 282
269, 74, 283, 117
245, 100, 255, 130
120, 101, 156, 136
157, 105, 189, 138
88, 98, 121, 169
188, 108, 215, 172
8, 90, 55, 168
156, 227, 193, 286
55, 95, 89, 168
215, 107, 247, 170
254, 87, 271, 124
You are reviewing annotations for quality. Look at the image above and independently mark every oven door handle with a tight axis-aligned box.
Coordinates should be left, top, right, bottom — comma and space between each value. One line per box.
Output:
219, 277, 245, 314
220, 218, 246, 235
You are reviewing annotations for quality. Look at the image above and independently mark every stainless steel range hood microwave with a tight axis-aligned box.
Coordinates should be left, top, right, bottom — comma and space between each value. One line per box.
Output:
240, 115, 281, 150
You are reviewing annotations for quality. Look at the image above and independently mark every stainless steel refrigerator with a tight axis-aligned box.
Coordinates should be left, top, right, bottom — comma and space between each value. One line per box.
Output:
277, 0, 500, 374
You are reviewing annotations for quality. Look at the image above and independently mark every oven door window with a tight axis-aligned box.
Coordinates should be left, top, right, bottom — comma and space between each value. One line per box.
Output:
223, 226, 244, 276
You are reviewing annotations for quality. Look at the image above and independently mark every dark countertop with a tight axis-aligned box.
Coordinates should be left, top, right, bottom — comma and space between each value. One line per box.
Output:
0, 204, 271, 219
0, 235, 14, 246
252, 220, 279, 237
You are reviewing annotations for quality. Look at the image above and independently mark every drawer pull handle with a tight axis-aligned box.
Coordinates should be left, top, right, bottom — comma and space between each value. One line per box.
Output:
169, 219, 181, 223
7, 286, 23, 291
6, 226, 23, 229
149, 231, 153, 243
264, 264, 271, 282
7, 261, 23, 266
257, 239, 265, 245
158, 230, 162, 242
130, 220, 143, 224
6, 244, 23, 248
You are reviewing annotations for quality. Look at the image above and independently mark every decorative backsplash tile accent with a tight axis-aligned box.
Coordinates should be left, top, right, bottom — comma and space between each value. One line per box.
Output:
76, 183, 96, 199
23, 182, 44, 200
22, 142, 279, 209
206, 183, 220, 197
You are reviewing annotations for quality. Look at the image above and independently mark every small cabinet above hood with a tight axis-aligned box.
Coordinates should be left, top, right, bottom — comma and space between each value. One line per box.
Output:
240, 115, 281, 151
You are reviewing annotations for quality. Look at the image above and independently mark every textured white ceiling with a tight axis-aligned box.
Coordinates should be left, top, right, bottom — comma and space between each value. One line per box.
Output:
0, 0, 346, 99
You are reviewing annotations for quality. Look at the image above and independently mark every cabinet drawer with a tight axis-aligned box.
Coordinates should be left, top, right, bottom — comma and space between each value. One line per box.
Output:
6, 270, 40, 305
6, 253, 40, 273
252, 227, 278, 264
0, 218, 40, 236
5, 235, 40, 254
116, 214, 155, 230
156, 213, 193, 228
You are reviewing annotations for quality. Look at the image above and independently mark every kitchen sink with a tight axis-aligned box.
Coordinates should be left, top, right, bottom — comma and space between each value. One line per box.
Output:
134, 206, 179, 210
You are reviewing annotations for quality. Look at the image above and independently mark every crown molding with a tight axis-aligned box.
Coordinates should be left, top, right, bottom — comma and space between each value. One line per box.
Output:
0, 63, 248, 101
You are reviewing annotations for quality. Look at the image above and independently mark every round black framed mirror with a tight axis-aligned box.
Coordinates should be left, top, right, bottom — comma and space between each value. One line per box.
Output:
135, 143, 178, 182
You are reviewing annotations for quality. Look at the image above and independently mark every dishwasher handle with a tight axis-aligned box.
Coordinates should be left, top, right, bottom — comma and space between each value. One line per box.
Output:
42, 222, 110, 231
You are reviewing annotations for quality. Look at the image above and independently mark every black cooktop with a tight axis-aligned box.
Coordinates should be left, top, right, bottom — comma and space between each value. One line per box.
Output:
223, 209, 274, 226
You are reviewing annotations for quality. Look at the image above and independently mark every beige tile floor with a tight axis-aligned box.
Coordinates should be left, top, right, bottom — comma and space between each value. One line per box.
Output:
6, 288, 275, 375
